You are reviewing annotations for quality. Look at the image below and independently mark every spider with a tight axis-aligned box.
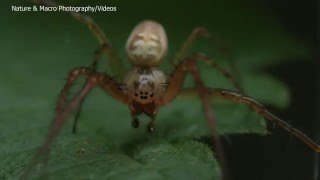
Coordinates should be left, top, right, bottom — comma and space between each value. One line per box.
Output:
23, 0, 320, 179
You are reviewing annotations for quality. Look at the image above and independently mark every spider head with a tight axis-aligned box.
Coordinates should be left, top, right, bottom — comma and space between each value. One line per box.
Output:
124, 68, 167, 104
126, 20, 168, 68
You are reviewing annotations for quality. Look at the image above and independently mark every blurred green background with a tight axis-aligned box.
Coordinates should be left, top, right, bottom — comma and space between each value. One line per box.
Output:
0, 0, 318, 179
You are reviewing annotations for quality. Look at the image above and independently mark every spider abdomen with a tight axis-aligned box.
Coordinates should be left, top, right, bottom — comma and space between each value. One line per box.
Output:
126, 20, 168, 67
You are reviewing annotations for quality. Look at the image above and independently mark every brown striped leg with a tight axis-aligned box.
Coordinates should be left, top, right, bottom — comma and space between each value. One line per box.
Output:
73, 43, 121, 133
177, 88, 320, 153
61, 68, 129, 134
57, 78, 89, 134
158, 57, 228, 180
90, 43, 113, 70
55, 69, 79, 115
175, 27, 243, 92
72, 86, 89, 134
190, 53, 243, 92
20, 78, 96, 180
175, 27, 211, 60
20, 68, 129, 179
72, 80, 97, 133
31, 0, 125, 78
54, 67, 129, 139
31, 1, 126, 126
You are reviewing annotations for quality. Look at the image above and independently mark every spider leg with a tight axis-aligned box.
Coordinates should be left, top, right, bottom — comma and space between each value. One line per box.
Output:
56, 67, 129, 136
72, 92, 86, 134
31, 0, 125, 78
20, 68, 129, 179
72, 44, 123, 133
31, 0, 125, 133
177, 88, 320, 153
20, 78, 96, 180
60, 68, 129, 133
176, 27, 243, 92
55, 70, 88, 134
158, 57, 228, 180
90, 43, 113, 70
175, 27, 211, 60
32, 0, 127, 132
190, 52, 243, 92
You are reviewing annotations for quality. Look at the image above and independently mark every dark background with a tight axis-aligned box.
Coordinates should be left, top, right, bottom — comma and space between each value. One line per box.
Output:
225, 0, 319, 180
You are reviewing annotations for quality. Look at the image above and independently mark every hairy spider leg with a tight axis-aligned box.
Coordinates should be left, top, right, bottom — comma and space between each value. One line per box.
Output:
21, 68, 129, 179
31, 0, 128, 132
72, 81, 90, 134
158, 56, 229, 180
56, 68, 129, 119
55, 69, 89, 134
177, 88, 320, 153
31, 0, 125, 78
175, 27, 211, 60
189, 52, 242, 92
175, 27, 243, 92
73, 44, 123, 133
20, 78, 95, 180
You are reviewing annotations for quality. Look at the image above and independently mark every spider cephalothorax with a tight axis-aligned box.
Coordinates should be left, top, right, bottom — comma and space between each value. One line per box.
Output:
124, 67, 167, 104
124, 67, 167, 132
22, 1, 320, 179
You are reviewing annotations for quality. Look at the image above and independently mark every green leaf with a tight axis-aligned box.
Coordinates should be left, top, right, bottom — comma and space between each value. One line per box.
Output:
0, 0, 309, 179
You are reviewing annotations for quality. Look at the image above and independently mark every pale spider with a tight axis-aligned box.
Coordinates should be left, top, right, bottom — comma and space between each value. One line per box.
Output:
23, 0, 320, 179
